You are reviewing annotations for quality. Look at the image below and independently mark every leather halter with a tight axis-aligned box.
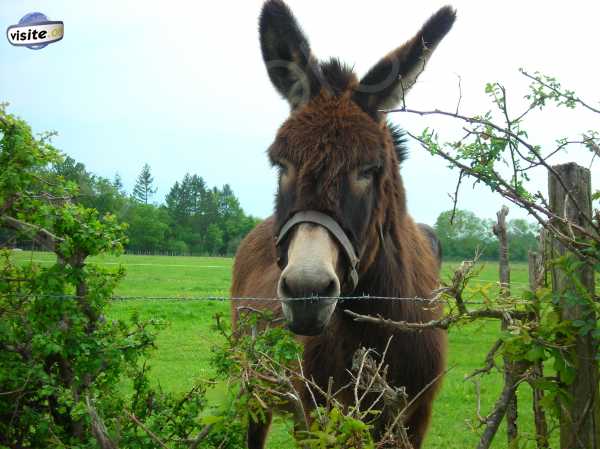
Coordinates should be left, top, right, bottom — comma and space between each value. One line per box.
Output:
275, 210, 360, 291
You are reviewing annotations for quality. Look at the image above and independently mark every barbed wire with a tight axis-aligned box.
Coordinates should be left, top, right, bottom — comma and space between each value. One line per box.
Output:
114, 295, 445, 303
0, 292, 533, 307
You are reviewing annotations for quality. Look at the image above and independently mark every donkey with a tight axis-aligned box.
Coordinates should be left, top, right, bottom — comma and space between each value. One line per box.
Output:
231, 1, 455, 447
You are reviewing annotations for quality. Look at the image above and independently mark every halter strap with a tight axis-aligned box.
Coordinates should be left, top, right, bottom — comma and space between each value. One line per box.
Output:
275, 210, 360, 290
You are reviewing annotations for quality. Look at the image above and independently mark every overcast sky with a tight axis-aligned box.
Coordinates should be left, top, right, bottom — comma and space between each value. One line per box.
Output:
1, 0, 598, 225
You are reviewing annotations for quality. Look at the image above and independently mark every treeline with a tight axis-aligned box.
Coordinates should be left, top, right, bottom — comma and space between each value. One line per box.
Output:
2, 151, 539, 260
434, 209, 539, 261
48, 157, 260, 256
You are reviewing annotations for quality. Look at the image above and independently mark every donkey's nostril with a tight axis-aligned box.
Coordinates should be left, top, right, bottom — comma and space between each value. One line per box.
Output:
324, 280, 336, 297
278, 267, 340, 299
280, 275, 292, 298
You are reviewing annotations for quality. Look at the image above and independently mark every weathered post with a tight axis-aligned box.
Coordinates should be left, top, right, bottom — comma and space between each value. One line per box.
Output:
493, 206, 511, 298
492, 205, 518, 445
548, 162, 599, 449
528, 250, 549, 449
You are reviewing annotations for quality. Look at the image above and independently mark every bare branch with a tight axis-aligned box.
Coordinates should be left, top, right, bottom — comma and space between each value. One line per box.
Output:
127, 412, 169, 449
520, 69, 600, 115
584, 135, 600, 158
345, 307, 529, 331
465, 339, 503, 380
389, 105, 599, 235
1, 215, 64, 252
448, 170, 464, 224
476, 375, 526, 449
383, 367, 452, 443
455, 74, 463, 115
407, 130, 599, 263
188, 424, 214, 449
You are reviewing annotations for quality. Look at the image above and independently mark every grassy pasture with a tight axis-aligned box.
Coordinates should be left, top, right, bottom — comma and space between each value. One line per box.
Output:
12, 251, 541, 448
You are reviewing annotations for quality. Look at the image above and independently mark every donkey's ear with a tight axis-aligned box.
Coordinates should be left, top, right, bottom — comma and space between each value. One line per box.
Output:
259, 0, 319, 109
353, 6, 456, 118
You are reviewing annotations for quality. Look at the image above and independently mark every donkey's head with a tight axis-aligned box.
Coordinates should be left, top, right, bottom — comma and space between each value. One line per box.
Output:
261, 0, 455, 335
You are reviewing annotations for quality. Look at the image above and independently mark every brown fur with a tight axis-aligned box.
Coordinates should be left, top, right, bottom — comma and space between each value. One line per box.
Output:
232, 91, 446, 448
231, 2, 455, 447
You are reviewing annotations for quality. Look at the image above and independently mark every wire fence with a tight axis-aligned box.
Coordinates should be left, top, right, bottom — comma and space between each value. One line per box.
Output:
0, 292, 528, 307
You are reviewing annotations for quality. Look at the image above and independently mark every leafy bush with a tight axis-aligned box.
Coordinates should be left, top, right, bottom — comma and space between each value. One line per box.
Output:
0, 104, 246, 448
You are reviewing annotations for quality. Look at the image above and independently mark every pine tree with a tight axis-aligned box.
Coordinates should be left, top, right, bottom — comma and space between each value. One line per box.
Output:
113, 173, 125, 195
132, 164, 157, 204
189, 175, 206, 214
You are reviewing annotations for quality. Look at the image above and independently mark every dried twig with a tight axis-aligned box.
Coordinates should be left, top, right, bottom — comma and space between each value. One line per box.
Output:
344, 307, 528, 331
520, 69, 600, 115
476, 375, 527, 449
407, 129, 599, 264
127, 412, 169, 449
391, 105, 600, 239
449, 170, 464, 224
465, 339, 503, 380
383, 367, 452, 444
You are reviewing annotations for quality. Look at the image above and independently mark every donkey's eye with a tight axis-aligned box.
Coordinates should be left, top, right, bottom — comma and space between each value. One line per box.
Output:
274, 159, 295, 190
358, 164, 381, 180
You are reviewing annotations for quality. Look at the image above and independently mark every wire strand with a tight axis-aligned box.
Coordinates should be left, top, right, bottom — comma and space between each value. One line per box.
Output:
0, 292, 531, 307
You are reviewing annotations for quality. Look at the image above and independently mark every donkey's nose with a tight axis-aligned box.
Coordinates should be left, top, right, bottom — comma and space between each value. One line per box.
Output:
278, 264, 340, 336
279, 265, 340, 299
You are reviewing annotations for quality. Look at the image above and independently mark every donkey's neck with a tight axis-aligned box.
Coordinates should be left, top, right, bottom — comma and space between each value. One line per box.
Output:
347, 216, 439, 322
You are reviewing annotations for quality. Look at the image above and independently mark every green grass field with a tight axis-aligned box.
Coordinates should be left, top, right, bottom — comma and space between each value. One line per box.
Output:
12, 251, 541, 448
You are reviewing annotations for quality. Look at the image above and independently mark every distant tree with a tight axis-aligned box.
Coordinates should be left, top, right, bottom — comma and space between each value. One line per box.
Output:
434, 209, 494, 259
165, 173, 208, 220
122, 203, 169, 251
205, 223, 224, 255
165, 239, 189, 255
90, 177, 127, 217
113, 172, 125, 195
132, 163, 157, 204
433, 209, 539, 261
166, 180, 184, 218
50, 157, 127, 217
189, 174, 207, 214
164, 175, 259, 255
43, 156, 259, 255
218, 184, 249, 251
52, 155, 94, 199
507, 218, 539, 260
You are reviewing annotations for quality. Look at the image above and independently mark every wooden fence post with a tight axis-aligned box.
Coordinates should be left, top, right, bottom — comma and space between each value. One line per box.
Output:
529, 250, 549, 449
492, 205, 518, 445
548, 162, 599, 449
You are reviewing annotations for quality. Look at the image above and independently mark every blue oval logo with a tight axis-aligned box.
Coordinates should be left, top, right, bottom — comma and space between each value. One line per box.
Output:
7, 12, 64, 50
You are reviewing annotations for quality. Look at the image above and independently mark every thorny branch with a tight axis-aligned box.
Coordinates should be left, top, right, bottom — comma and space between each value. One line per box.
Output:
465, 339, 503, 381
127, 412, 169, 449
406, 129, 599, 266
341, 241, 573, 448
476, 374, 528, 449
344, 255, 528, 333
520, 68, 600, 115
385, 69, 600, 264
449, 169, 464, 224
380, 69, 600, 448
344, 307, 528, 331
236, 308, 451, 449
